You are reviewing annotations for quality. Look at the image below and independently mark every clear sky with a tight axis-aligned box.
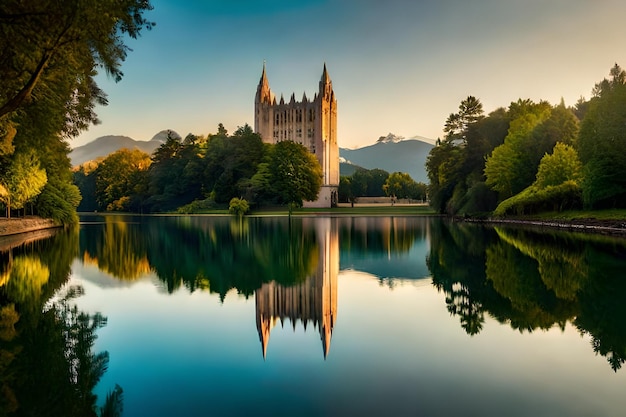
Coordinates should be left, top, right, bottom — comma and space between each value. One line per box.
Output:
73, 0, 626, 149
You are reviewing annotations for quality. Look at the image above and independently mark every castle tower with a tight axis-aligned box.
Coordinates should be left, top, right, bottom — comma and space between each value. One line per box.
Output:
254, 63, 339, 208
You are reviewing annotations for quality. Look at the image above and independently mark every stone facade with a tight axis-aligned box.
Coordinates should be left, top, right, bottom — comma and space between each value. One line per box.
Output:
254, 63, 339, 208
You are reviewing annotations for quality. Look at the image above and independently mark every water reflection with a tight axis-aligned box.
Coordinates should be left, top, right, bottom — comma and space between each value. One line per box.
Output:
0, 229, 121, 416
256, 218, 338, 359
77, 215, 430, 359
3, 215, 626, 415
428, 219, 626, 371
338, 216, 431, 283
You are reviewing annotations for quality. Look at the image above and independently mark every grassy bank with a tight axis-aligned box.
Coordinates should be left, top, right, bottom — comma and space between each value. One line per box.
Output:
530, 209, 626, 222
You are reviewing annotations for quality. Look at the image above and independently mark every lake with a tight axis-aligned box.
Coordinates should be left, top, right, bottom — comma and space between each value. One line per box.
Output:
1, 214, 626, 416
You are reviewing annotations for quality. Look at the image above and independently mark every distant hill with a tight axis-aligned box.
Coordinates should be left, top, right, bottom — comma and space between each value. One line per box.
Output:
69, 130, 179, 166
340, 161, 366, 176
340, 133, 434, 183
70, 130, 435, 183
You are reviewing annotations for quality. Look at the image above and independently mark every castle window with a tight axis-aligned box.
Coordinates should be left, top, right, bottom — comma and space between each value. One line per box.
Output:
275, 114, 279, 124
309, 109, 314, 122
296, 128, 302, 138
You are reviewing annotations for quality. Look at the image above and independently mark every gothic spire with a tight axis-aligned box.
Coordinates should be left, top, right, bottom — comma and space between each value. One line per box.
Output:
321, 62, 330, 84
256, 61, 272, 104
259, 60, 268, 86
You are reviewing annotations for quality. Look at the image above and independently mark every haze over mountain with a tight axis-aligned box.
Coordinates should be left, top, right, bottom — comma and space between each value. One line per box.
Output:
340, 133, 434, 183
69, 130, 179, 166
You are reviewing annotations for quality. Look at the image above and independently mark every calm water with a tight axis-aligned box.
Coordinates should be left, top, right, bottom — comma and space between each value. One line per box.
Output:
1, 215, 626, 416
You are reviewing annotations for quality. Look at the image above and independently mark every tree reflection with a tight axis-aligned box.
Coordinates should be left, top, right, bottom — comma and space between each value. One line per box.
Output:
80, 215, 151, 280
338, 217, 427, 255
427, 220, 498, 336
0, 230, 121, 416
427, 220, 626, 371
80, 216, 320, 299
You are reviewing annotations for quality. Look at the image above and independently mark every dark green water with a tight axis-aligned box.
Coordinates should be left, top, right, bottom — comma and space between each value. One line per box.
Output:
1, 215, 625, 416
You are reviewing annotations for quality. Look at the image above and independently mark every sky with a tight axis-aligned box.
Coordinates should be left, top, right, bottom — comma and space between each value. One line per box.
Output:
73, 0, 626, 149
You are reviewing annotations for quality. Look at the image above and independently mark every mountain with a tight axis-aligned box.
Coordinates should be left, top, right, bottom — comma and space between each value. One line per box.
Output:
340, 134, 434, 183
69, 130, 179, 166
70, 130, 435, 183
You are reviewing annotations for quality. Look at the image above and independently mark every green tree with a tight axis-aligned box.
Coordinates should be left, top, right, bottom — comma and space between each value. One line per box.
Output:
578, 64, 626, 208
338, 176, 353, 204
36, 178, 82, 224
485, 100, 552, 199
444, 96, 484, 143
426, 96, 488, 214
203, 124, 264, 204
146, 131, 208, 212
349, 169, 368, 200
95, 149, 151, 211
365, 168, 389, 196
426, 140, 463, 212
383, 172, 418, 199
74, 160, 100, 212
269, 141, 323, 209
494, 143, 584, 215
535, 143, 583, 188
0, 0, 154, 146
229, 197, 249, 218
0, 151, 47, 217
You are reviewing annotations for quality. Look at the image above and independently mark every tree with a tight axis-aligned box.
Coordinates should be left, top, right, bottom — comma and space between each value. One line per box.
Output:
365, 168, 389, 196
146, 131, 208, 211
338, 177, 353, 204
426, 140, 462, 212
383, 172, 418, 199
535, 143, 583, 188
0, 1, 154, 145
350, 169, 368, 200
0, 151, 47, 218
202, 124, 264, 204
578, 64, 626, 208
427, 96, 488, 214
444, 96, 484, 143
485, 100, 552, 199
494, 143, 584, 215
268, 141, 323, 209
95, 149, 151, 211
229, 197, 249, 218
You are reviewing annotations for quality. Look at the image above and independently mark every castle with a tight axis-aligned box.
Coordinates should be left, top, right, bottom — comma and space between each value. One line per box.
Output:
254, 63, 339, 208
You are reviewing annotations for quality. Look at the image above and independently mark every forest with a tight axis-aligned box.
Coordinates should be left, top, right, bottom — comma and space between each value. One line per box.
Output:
0, 0, 155, 224
73, 125, 323, 213
426, 64, 626, 216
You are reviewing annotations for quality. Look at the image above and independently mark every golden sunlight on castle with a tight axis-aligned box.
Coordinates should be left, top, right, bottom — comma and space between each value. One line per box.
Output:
254, 63, 339, 208
255, 218, 339, 358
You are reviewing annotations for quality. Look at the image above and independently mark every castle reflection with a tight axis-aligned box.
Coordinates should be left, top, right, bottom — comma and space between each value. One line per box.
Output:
255, 217, 339, 359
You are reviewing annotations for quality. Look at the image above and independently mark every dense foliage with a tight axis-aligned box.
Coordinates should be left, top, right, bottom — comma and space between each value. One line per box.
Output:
75, 125, 324, 212
426, 64, 626, 215
0, 0, 154, 223
338, 168, 426, 204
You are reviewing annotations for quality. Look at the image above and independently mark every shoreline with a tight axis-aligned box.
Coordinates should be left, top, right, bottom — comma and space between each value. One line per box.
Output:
0, 217, 60, 237
461, 217, 626, 236
2, 212, 625, 239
